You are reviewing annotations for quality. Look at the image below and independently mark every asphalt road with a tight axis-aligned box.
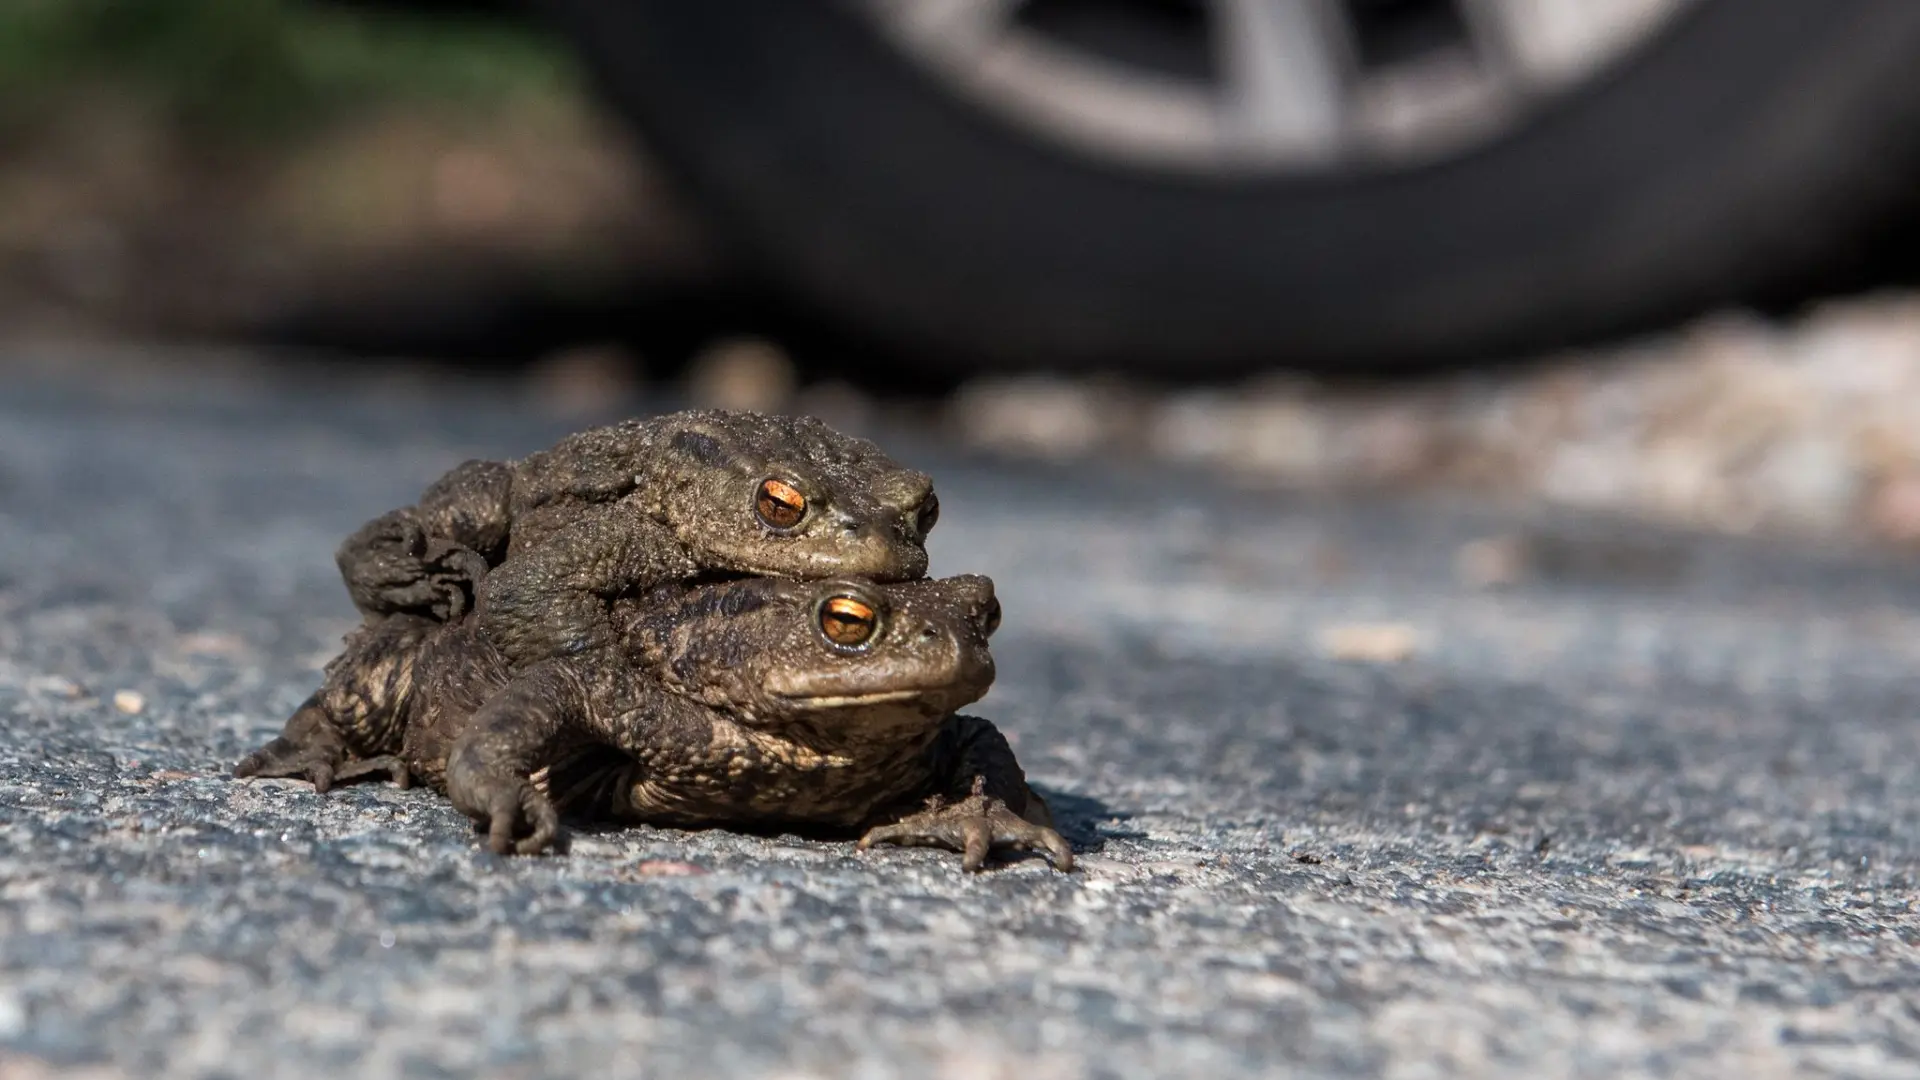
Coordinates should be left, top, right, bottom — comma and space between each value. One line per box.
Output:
2, 351, 1919, 1079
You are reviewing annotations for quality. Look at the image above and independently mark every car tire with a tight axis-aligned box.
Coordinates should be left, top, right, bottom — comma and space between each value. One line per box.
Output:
541, 0, 1920, 377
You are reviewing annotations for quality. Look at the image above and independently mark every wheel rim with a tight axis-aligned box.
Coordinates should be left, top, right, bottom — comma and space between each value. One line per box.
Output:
854, 0, 1699, 175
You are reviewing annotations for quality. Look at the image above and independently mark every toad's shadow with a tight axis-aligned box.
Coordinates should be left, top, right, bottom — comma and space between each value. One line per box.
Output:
1029, 786, 1141, 853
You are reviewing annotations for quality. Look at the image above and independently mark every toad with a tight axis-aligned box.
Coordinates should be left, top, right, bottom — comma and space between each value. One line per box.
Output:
236, 575, 1070, 873
336, 409, 939, 670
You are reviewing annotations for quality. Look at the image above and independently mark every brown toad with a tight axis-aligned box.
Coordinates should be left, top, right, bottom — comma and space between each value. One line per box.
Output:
336, 409, 939, 669
236, 575, 1070, 872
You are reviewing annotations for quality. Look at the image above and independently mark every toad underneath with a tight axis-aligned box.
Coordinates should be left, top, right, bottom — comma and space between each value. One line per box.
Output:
237, 574, 1070, 872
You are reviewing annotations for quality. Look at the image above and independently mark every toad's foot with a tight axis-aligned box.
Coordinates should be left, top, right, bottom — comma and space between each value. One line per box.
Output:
859, 777, 1074, 873
447, 755, 560, 856
233, 739, 411, 793
478, 781, 560, 856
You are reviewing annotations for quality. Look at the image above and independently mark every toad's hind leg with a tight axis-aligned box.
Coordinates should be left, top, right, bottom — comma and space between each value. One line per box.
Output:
859, 776, 1074, 872
233, 692, 410, 792
234, 615, 434, 793
858, 714, 1073, 872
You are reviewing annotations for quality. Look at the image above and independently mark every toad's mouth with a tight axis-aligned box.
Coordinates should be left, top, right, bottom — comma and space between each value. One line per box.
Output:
768, 688, 928, 708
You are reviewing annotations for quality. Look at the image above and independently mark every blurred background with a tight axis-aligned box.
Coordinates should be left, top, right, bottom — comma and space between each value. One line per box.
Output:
15, 0, 1920, 550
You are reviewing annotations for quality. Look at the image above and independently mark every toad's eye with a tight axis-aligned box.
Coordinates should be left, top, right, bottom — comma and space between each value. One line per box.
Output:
756, 479, 807, 530
818, 595, 880, 650
915, 491, 940, 537
981, 596, 1001, 637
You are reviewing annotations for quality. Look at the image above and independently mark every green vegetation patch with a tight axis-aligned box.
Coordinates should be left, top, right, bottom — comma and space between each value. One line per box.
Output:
0, 0, 578, 139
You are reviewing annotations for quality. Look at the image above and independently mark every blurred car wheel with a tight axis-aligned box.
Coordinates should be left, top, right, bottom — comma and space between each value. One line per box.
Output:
543, 0, 1920, 376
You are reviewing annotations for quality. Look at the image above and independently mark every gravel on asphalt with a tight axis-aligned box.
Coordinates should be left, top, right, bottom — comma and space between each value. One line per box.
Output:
950, 293, 1920, 552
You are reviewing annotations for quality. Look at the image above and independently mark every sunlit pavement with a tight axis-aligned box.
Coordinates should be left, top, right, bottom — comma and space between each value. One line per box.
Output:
2, 353, 1917, 1078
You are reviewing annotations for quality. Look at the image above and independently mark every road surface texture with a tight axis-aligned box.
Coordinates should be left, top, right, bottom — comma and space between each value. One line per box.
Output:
2, 350, 1918, 1079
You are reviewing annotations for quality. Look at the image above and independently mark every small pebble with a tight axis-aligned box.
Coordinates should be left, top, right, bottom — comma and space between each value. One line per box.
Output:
620, 860, 707, 879
27, 675, 86, 698
527, 343, 642, 418
685, 336, 796, 413
951, 376, 1135, 459
1317, 623, 1420, 663
112, 690, 145, 715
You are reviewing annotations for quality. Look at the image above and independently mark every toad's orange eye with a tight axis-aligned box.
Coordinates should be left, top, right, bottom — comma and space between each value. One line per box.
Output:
818, 595, 879, 649
756, 479, 807, 530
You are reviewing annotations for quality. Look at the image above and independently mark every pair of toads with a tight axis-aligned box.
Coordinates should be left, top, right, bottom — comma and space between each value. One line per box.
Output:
234, 410, 1071, 872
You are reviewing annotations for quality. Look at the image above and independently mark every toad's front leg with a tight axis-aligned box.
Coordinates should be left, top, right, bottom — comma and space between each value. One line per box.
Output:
477, 496, 696, 673
443, 660, 579, 855
858, 714, 1072, 872
444, 650, 712, 854
336, 459, 513, 622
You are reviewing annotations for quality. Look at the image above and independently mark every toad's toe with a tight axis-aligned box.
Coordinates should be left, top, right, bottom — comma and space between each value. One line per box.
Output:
479, 782, 560, 856
233, 736, 339, 793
